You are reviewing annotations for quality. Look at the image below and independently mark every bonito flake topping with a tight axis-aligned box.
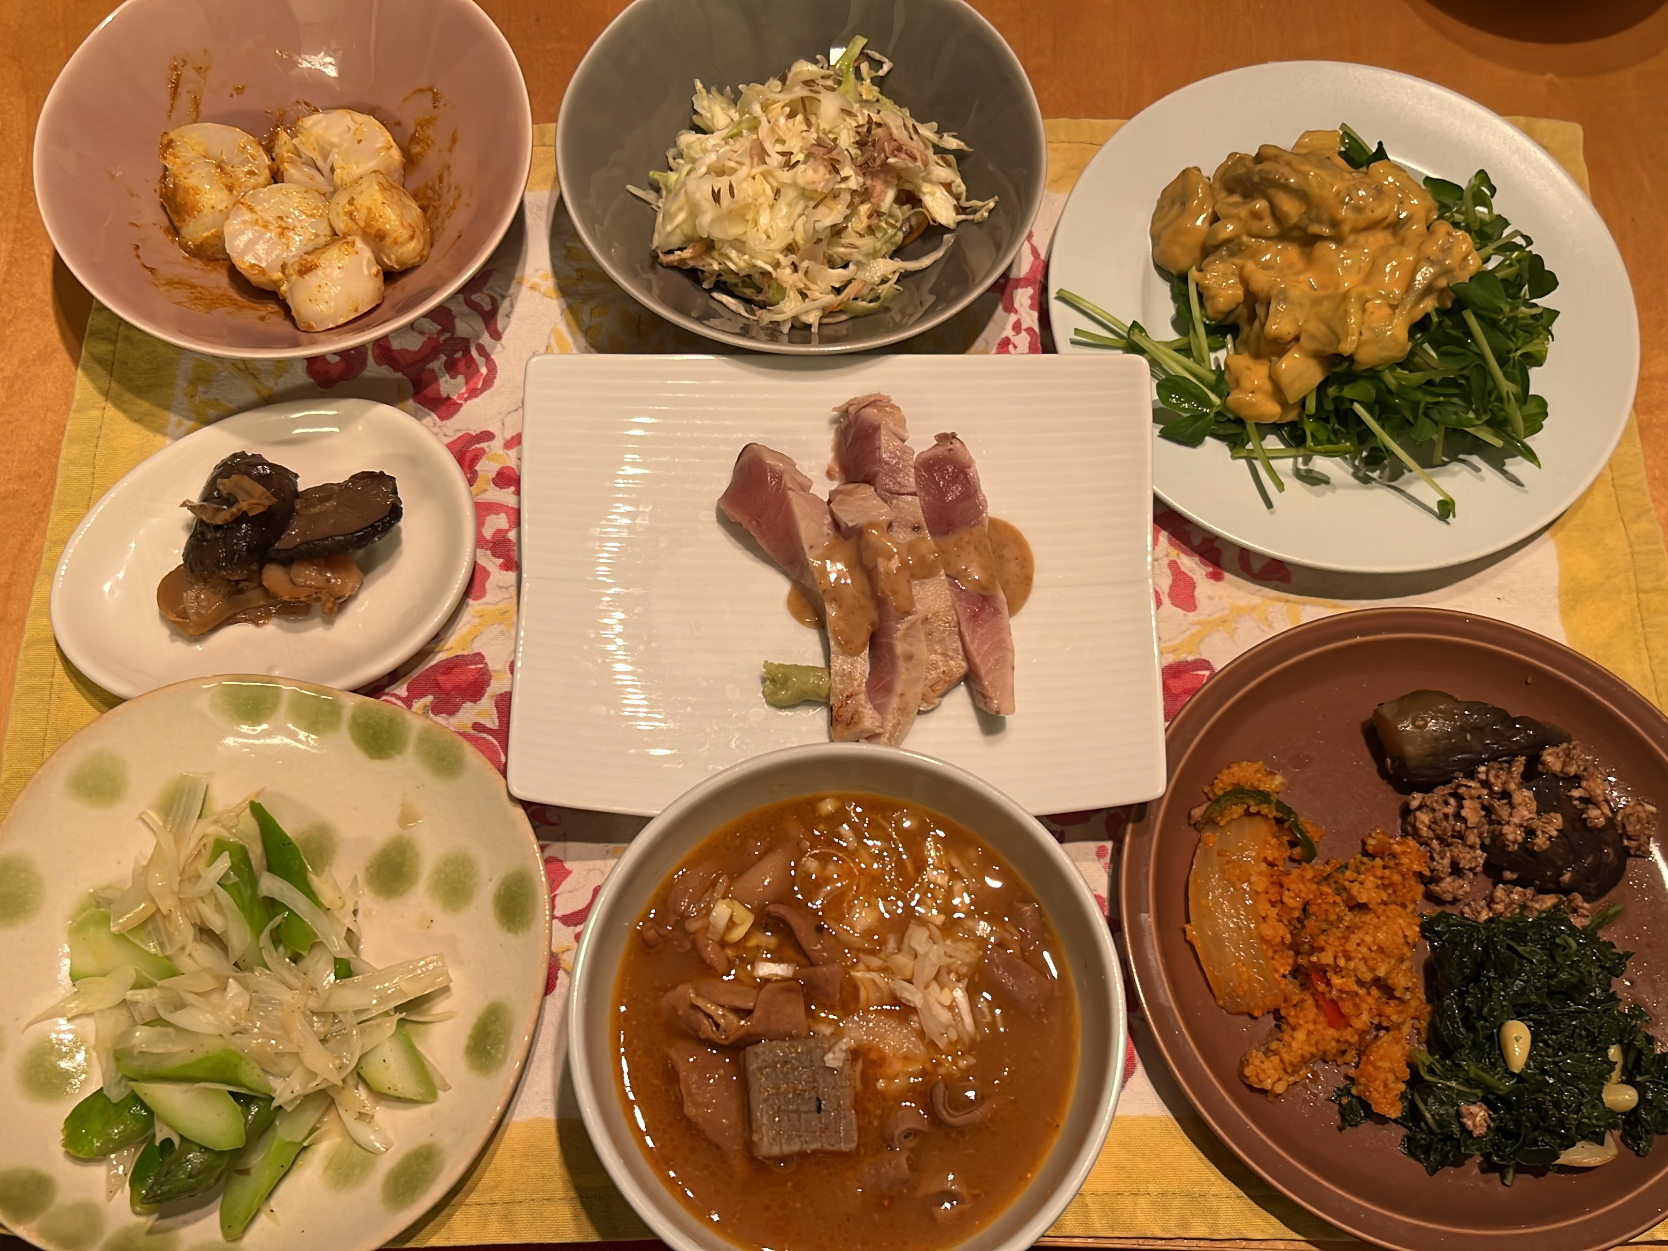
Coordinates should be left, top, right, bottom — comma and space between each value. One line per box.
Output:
633, 37, 996, 333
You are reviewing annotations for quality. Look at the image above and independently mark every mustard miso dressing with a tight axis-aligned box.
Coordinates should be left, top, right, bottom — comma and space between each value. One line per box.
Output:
783, 519, 1033, 628
1150, 129, 1482, 423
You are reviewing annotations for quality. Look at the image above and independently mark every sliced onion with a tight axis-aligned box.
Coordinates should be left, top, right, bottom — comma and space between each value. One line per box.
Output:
311, 867, 348, 914
314, 954, 451, 1014
156, 1000, 228, 1037
259, 919, 305, 991
355, 1015, 399, 1055
29, 966, 137, 1027
162, 968, 223, 994
105, 1143, 141, 1201
108, 863, 157, 934
283, 1001, 346, 1084
183, 853, 231, 899
258, 874, 352, 958
211, 886, 251, 965
95, 1004, 136, 1101
331, 1080, 391, 1154
953, 985, 975, 1035
1187, 815, 1286, 1016
159, 775, 209, 846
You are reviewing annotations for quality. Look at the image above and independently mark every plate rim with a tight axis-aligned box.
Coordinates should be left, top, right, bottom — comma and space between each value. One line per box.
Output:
1118, 607, 1668, 1251
49, 397, 477, 700
506, 351, 1166, 816
1046, 59, 1641, 575
0, 672, 552, 1251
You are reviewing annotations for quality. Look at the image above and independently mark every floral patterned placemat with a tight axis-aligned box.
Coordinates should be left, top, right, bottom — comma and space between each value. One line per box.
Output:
5, 119, 1668, 1248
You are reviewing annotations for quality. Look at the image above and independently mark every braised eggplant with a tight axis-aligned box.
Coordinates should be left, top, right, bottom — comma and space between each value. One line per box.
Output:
1485, 774, 1629, 899
269, 472, 402, 562
161, 458, 401, 637
1373, 690, 1570, 786
180, 453, 299, 583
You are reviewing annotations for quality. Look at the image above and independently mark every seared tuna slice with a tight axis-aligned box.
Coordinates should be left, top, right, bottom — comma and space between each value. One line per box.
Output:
829, 483, 926, 746
915, 433, 1015, 716
831, 397, 967, 709
719, 444, 883, 742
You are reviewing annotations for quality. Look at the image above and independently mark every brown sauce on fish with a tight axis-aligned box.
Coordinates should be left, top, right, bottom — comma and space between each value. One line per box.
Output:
810, 533, 876, 656
786, 584, 822, 629
905, 536, 942, 579
934, 524, 1000, 596
857, 522, 913, 615
987, 518, 1033, 615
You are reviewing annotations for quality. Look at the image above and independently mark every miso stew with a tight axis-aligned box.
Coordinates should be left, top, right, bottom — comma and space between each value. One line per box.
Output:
614, 793, 1079, 1251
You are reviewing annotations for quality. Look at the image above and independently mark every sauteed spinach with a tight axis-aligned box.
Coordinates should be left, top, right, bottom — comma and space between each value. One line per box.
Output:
1058, 124, 1559, 519
1334, 909, 1668, 1183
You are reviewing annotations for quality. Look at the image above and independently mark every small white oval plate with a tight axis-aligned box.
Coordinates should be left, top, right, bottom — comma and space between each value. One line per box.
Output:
0, 675, 550, 1251
1047, 62, 1639, 574
52, 399, 475, 699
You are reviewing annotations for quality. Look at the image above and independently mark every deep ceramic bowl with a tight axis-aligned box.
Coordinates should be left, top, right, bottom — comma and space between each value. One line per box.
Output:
555, 0, 1046, 353
34, 0, 531, 360
567, 742, 1124, 1251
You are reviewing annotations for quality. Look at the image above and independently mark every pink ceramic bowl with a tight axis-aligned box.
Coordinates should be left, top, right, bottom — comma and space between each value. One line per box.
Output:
35, 0, 531, 360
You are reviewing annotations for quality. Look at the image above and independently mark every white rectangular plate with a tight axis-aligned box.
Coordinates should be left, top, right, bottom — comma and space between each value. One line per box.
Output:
509, 354, 1163, 816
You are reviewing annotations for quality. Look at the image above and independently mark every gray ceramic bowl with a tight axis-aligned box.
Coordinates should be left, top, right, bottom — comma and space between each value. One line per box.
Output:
556, 0, 1046, 353
567, 742, 1125, 1251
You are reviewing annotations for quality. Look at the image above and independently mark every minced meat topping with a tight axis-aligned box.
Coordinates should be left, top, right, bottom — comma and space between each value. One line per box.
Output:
1401, 742, 1656, 918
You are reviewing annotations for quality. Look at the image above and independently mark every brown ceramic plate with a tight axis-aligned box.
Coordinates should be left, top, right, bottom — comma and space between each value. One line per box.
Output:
1121, 607, 1668, 1251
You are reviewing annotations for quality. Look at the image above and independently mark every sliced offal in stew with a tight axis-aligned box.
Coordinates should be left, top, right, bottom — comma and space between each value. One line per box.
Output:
614, 794, 1078, 1251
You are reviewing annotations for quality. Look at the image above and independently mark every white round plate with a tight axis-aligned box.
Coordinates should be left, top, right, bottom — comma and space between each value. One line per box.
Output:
0, 675, 550, 1251
1047, 61, 1639, 574
52, 400, 475, 699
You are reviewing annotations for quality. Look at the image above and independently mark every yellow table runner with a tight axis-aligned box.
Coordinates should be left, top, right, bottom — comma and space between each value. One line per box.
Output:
7, 120, 1668, 1250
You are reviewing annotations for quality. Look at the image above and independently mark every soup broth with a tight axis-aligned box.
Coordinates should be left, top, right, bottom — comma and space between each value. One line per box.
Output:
614, 793, 1079, 1251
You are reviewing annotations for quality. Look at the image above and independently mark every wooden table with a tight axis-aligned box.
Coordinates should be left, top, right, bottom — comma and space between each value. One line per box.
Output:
2, 2, 1666, 1249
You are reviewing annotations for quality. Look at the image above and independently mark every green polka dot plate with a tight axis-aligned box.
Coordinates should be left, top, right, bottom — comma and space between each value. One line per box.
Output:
0, 676, 549, 1251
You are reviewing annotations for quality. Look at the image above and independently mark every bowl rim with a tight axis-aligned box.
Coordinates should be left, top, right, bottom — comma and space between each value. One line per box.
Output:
566, 740, 1125, 1251
553, 0, 1047, 355
32, 0, 533, 361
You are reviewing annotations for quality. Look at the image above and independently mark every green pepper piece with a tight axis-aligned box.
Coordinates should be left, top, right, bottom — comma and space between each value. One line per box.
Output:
129, 1137, 232, 1214
1199, 787, 1317, 862
252, 802, 323, 958
62, 1089, 154, 1159
126, 1095, 274, 1215
237, 1093, 277, 1143
212, 838, 270, 970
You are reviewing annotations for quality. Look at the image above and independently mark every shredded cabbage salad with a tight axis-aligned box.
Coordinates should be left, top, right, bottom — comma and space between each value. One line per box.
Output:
632, 36, 996, 333
34, 778, 451, 1237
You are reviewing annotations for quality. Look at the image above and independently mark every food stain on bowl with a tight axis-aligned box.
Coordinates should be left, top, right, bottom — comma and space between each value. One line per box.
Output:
614, 791, 1077, 1250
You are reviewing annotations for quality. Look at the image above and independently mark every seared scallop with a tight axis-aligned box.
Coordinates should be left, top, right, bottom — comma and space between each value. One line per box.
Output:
328, 172, 431, 271
292, 109, 405, 189
158, 123, 272, 259
223, 184, 334, 291
271, 128, 333, 196
280, 236, 384, 332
